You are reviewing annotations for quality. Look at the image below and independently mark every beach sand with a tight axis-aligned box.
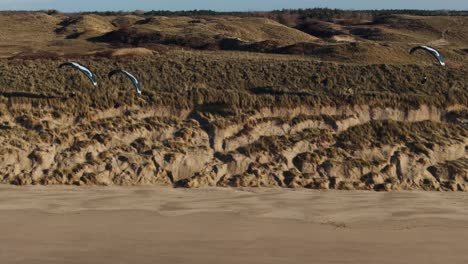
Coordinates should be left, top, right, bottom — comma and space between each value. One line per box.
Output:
0, 186, 467, 264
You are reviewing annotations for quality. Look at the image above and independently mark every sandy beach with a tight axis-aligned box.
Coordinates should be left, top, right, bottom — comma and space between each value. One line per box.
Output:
0, 187, 467, 264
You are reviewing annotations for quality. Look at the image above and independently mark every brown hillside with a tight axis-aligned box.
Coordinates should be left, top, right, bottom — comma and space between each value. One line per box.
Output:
0, 12, 466, 190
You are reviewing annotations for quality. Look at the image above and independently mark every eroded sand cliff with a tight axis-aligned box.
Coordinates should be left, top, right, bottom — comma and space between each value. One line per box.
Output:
1, 102, 466, 190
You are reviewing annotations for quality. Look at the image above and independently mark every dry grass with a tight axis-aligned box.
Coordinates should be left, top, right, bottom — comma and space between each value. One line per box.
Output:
92, 48, 154, 57
133, 16, 318, 45
0, 49, 466, 116
56, 15, 115, 37
337, 120, 467, 150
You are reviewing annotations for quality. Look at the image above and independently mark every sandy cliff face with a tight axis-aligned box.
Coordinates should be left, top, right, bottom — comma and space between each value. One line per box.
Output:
0, 104, 466, 191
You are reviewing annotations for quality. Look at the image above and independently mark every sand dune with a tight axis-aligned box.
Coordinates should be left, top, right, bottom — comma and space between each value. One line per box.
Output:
0, 187, 467, 264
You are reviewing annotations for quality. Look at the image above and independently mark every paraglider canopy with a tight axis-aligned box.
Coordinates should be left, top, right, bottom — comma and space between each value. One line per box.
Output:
409, 46, 446, 66
59, 62, 98, 87
108, 69, 142, 95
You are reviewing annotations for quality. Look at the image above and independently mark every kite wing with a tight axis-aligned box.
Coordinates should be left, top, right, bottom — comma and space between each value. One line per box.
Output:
108, 69, 142, 95
410, 46, 445, 66
59, 62, 98, 86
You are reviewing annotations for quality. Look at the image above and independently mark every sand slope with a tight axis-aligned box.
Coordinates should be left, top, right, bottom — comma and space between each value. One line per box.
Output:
0, 187, 467, 264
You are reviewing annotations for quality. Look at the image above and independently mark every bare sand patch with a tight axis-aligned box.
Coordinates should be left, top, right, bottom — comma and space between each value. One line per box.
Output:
0, 187, 467, 264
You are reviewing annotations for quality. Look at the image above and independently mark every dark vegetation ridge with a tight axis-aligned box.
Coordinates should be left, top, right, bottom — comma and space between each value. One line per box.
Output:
1, 8, 467, 27
2, 8, 466, 16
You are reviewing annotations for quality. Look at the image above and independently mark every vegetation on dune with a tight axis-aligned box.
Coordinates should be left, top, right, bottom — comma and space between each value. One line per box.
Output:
337, 120, 467, 151
270, 9, 468, 24
0, 51, 466, 115
235, 120, 466, 159
5, 8, 463, 18
237, 128, 334, 156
